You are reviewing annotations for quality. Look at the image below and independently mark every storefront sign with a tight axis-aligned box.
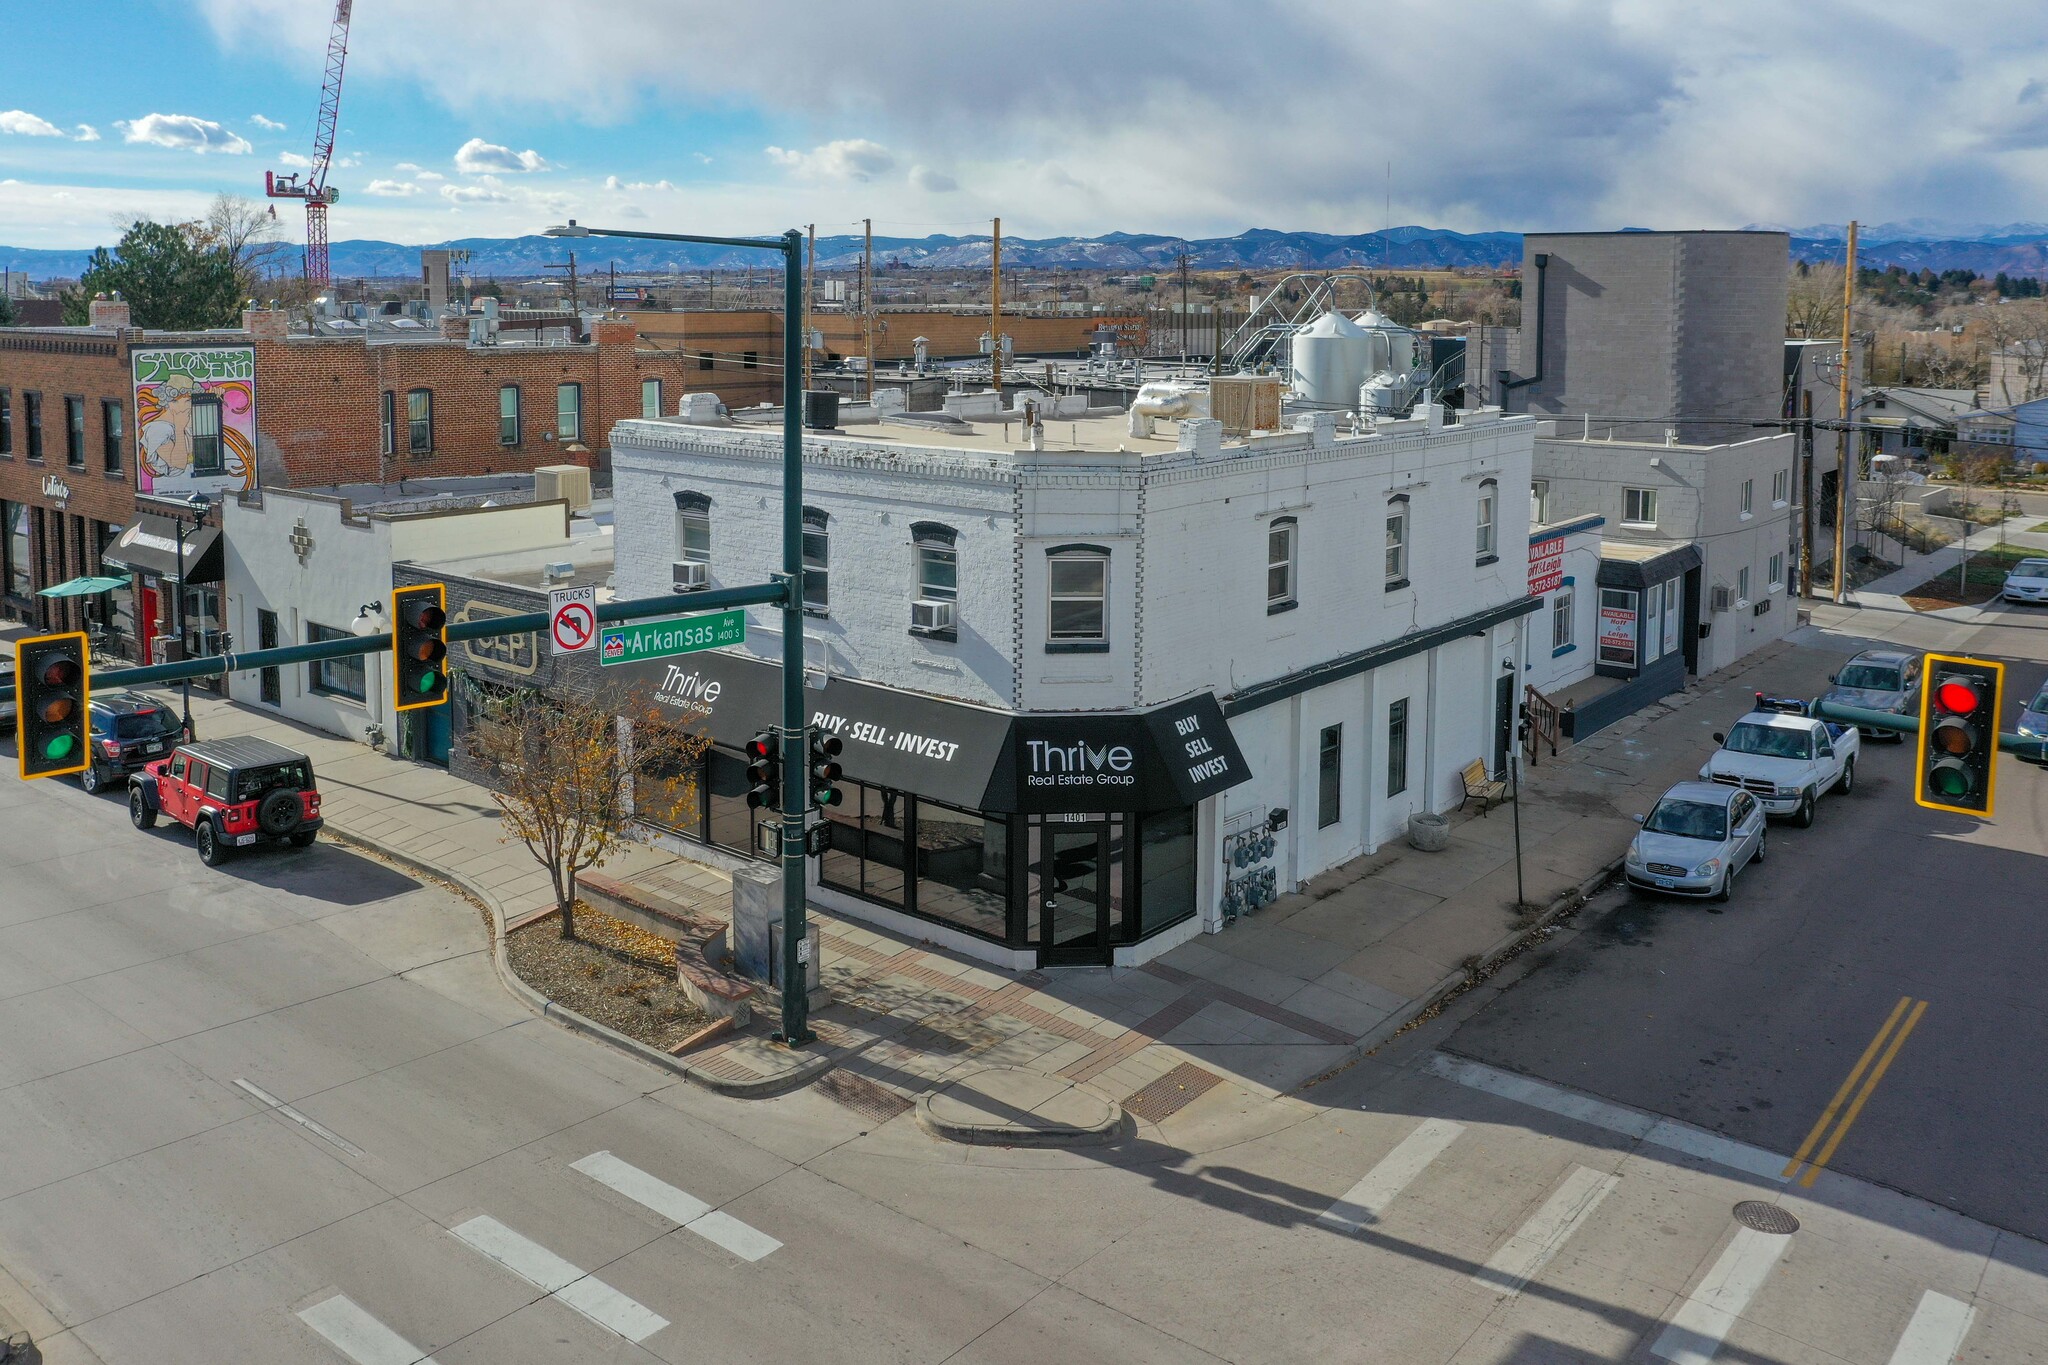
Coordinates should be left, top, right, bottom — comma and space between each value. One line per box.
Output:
598, 608, 744, 666
40, 474, 71, 508
132, 344, 259, 497
453, 599, 538, 676
1529, 535, 1565, 595
1598, 602, 1637, 663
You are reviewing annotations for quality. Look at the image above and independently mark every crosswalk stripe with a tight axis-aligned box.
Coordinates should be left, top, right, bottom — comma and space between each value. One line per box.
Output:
449, 1215, 668, 1342
572, 1150, 783, 1262
1425, 1054, 1788, 1182
1886, 1290, 1976, 1365
1650, 1226, 1794, 1365
1472, 1164, 1619, 1297
297, 1294, 435, 1365
1317, 1118, 1464, 1234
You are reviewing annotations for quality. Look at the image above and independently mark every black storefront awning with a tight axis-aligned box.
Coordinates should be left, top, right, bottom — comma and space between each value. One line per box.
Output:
102, 515, 223, 584
1596, 543, 1702, 590
607, 648, 1251, 814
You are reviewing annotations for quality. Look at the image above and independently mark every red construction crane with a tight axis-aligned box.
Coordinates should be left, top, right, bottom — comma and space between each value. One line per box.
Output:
264, 0, 354, 285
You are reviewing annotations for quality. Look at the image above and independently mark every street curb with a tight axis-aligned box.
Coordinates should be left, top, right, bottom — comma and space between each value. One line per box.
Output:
914, 1077, 1128, 1149
323, 826, 832, 1099
1297, 853, 1626, 1092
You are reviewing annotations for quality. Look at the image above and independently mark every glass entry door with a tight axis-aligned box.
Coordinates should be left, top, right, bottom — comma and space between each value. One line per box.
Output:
1039, 824, 1111, 965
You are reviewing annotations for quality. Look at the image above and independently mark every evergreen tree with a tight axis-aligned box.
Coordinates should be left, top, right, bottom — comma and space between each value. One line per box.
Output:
60, 220, 243, 330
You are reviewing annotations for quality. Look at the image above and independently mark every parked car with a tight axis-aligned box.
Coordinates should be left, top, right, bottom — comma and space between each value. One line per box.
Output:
129, 736, 322, 866
2002, 557, 2048, 605
0, 654, 14, 733
2017, 679, 2048, 762
1820, 649, 1922, 740
1625, 781, 1767, 903
78, 693, 184, 794
1698, 694, 1860, 828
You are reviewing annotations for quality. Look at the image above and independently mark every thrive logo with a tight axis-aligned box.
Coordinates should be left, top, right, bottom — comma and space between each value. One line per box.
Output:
1026, 739, 1136, 788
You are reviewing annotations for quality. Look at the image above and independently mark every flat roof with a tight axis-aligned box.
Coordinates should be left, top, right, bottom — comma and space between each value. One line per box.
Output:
420, 535, 615, 596
723, 410, 1184, 456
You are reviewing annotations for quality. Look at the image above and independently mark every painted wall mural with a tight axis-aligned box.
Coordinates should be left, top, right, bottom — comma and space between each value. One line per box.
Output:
132, 345, 259, 496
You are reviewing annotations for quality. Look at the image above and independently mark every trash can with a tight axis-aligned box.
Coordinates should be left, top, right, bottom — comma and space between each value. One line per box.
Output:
1407, 812, 1451, 852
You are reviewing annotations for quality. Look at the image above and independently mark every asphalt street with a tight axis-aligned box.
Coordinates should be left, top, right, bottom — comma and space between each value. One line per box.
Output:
1448, 601, 2048, 1243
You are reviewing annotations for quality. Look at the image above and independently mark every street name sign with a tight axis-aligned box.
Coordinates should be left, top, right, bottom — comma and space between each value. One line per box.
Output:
599, 609, 746, 666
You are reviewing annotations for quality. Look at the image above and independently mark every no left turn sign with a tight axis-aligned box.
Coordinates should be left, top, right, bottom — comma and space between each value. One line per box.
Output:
549, 585, 597, 656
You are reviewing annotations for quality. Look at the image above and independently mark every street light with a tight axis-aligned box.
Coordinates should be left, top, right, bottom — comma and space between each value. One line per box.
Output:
542, 217, 814, 1046
170, 491, 211, 742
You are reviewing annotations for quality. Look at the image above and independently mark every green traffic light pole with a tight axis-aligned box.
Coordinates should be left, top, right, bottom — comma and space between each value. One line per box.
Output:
1811, 699, 2048, 759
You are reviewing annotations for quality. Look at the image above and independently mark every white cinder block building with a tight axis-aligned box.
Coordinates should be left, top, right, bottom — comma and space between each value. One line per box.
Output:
608, 399, 1538, 968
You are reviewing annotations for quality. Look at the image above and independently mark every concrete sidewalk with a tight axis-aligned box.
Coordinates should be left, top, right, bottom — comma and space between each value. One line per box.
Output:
119, 636, 1851, 1142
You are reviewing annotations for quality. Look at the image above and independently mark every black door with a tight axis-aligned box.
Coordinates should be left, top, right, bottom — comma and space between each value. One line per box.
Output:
257, 609, 280, 706
1039, 824, 1111, 966
1494, 671, 1515, 775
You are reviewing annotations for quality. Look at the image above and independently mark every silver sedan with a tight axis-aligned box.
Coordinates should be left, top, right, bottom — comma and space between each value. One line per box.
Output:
1624, 781, 1767, 905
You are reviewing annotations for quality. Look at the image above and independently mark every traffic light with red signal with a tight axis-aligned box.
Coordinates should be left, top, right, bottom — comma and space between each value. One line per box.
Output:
391, 584, 449, 712
14, 632, 90, 780
1916, 653, 2002, 817
745, 731, 779, 809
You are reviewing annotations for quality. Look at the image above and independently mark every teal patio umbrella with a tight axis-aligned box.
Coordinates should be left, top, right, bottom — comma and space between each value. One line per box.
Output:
38, 574, 133, 598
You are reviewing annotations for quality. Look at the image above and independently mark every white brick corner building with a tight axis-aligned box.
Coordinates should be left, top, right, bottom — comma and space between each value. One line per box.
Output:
607, 398, 1537, 969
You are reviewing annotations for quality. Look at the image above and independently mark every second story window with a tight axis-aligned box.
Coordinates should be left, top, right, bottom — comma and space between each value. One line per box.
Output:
1740, 478, 1754, 517
1047, 546, 1108, 649
499, 385, 520, 445
407, 388, 433, 454
379, 391, 395, 456
64, 397, 85, 468
642, 377, 663, 418
1385, 495, 1409, 589
698, 351, 714, 371
101, 400, 123, 474
742, 351, 759, 370
1475, 480, 1498, 562
24, 392, 43, 460
0, 389, 11, 455
911, 521, 958, 636
1267, 516, 1297, 612
801, 506, 829, 614
1623, 487, 1658, 527
674, 491, 711, 566
190, 394, 223, 473
1530, 478, 1550, 524
557, 382, 582, 442
1773, 468, 1791, 505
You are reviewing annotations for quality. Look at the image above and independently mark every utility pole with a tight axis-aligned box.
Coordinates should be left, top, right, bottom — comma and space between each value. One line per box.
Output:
1799, 389, 1816, 597
546, 249, 580, 313
863, 218, 875, 401
990, 216, 1003, 396
1178, 251, 1191, 365
803, 223, 816, 392
1832, 220, 1858, 604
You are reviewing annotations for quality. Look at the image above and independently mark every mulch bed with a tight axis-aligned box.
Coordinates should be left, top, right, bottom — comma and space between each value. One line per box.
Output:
506, 901, 712, 1051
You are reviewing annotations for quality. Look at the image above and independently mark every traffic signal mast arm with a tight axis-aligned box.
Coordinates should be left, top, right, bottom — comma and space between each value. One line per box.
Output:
1814, 699, 2044, 757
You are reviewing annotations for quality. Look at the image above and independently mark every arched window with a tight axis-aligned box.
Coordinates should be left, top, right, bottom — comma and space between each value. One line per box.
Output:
1475, 479, 1498, 562
1385, 495, 1410, 588
801, 506, 829, 614
1267, 516, 1297, 612
911, 522, 958, 603
674, 491, 711, 568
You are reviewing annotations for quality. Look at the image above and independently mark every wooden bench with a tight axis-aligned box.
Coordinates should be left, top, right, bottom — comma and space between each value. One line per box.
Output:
1460, 758, 1509, 815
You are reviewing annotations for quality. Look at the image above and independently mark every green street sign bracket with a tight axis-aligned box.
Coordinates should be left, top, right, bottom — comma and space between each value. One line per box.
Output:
598, 608, 746, 666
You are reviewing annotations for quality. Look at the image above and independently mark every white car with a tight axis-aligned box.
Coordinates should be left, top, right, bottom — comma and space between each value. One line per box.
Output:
1625, 781, 1767, 904
2003, 557, 2048, 605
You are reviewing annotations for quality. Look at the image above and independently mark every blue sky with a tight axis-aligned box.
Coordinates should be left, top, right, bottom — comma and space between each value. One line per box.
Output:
3, 0, 2047, 250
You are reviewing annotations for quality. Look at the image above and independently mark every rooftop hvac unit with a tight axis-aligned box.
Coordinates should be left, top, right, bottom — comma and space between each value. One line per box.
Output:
672, 560, 709, 592
1710, 584, 1733, 613
533, 464, 592, 512
542, 562, 575, 582
910, 598, 955, 633
1210, 375, 1284, 436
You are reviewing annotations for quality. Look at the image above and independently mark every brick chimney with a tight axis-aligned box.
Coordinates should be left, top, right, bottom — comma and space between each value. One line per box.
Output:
440, 312, 470, 340
241, 306, 289, 342
593, 318, 637, 348
88, 292, 132, 330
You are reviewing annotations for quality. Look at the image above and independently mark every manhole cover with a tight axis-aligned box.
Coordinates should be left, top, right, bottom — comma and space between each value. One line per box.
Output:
1732, 1200, 1800, 1235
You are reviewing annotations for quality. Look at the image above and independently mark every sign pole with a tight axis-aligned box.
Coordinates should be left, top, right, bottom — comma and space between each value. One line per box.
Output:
778, 230, 813, 1047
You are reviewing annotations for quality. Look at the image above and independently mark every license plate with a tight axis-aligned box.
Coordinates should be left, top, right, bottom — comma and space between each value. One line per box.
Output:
233, 833, 259, 846
1655, 878, 1676, 889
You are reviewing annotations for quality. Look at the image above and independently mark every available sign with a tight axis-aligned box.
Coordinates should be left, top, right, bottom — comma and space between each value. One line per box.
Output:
1598, 603, 1637, 664
1528, 535, 1565, 595
598, 609, 745, 666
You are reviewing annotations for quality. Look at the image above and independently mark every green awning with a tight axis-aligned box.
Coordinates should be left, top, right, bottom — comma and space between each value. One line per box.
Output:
37, 574, 133, 598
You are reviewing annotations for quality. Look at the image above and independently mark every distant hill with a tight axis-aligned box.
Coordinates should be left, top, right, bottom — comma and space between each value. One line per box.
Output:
6, 224, 2047, 283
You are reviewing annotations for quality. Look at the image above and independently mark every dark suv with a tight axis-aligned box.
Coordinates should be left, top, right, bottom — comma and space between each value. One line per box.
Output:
79, 693, 185, 794
129, 736, 323, 866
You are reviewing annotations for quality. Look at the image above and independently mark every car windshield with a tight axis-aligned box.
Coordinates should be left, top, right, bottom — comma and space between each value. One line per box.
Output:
1645, 799, 1728, 841
1721, 721, 1813, 760
2010, 559, 2048, 578
236, 762, 311, 802
1836, 664, 1901, 691
2032, 684, 2048, 714
114, 709, 179, 739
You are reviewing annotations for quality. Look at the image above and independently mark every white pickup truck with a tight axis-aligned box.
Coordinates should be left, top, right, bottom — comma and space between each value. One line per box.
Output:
1697, 695, 1860, 828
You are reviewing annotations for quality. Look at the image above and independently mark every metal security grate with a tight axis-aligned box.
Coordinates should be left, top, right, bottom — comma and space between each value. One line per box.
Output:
818, 1068, 914, 1124
1123, 1062, 1224, 1124
1731, 1200, 1800, 1235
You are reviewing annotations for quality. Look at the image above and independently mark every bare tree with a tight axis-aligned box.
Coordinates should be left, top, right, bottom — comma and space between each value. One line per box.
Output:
468, 685, 710, 940
1788, 261, 1845, 339
1942, 442, 2010, 520
194, 193, 292, 301
1981, 300, 2048, 405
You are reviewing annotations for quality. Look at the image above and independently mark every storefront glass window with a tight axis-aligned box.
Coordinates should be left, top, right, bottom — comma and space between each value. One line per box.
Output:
820, 780, 908, 909
914, 799, 1009, 940
3, 501, 29, 600
704, 747, 758, 854
1137, 807, 1196, 938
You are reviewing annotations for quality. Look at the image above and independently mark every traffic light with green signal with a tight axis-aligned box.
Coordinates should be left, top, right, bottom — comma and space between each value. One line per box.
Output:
744, 731, 779, 809
15, 632, 90, 780
391, 584, 449, 712
808, 730, 844, 809
1915, 652, 2002, 817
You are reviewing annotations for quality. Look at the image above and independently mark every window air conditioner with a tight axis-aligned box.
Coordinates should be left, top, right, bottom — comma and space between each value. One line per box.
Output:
1710, 584, 1733, 613
910, 598, 955, 633
672, 560, 708, 592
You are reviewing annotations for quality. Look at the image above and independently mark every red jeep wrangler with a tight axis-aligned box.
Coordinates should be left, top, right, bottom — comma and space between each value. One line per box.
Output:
129, 736, 323, 866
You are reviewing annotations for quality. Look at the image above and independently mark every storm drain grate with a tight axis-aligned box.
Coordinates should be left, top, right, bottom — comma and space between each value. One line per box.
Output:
1731, 1200, 1800, 1235
817, 1068, 915, 1124
1122, 1062, 1224, 1124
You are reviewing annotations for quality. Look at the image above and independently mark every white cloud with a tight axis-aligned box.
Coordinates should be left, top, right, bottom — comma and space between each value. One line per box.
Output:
364, 179, 421, 197
765, 139, 895, 182
73, 124, 100, 142
441, 181, 511, 203
393, 161, 423, 172
0, 110, 66, 138
116, 112, 253, 155
604, 174, 677, 191
333, 152, 362, 168
909, 165, 958, 193
454, 136, 550, 174
250, 113, 286, 130
277, 150, 312, 168
693, 153, 713, 164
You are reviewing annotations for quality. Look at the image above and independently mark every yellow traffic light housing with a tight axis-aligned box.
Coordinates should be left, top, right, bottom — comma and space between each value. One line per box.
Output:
1915, 653, 2002, 817
15, 631, 91, 779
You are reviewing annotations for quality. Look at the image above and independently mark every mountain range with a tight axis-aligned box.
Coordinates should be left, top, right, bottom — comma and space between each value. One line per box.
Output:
5, 224, 2047, 282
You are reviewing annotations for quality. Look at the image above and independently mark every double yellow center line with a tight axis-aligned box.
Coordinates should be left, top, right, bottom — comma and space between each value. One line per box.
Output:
1783, 995, 1928, 1188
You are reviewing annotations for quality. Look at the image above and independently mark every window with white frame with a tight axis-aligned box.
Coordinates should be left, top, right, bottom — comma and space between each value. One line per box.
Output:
674, 491, 710, 566
1475, 480, 1498, 561
1552, 584, 1575, 652
1623, 487, 1658, 526
1531, 479, 1551, 524
1772, 468, 1790, 505
499, 385, 520, 446
801, 506, 829, 613
641, 377, 663, 418
1740, 478, 1754, 517
1047, 547, 1108, 646
1769, 551, 1784, 589
1384, 496, 1409, 587
1267, 517, 1297, 610
406, 388, 432, 454
912, 522, 958, 630
1738, 565, 1751, 604
557, 383, 583, 442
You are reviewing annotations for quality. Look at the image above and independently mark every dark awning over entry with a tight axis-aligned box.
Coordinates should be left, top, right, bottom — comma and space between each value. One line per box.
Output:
1596, 543, 1702, 590
101, 515, 223, 584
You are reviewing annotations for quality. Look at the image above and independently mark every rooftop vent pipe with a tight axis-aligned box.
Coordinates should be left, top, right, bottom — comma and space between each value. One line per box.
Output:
1498, 252, 1549, 406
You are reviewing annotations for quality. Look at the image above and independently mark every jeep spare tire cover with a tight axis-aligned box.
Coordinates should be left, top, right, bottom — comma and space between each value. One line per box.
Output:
258, 788, 302, 835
